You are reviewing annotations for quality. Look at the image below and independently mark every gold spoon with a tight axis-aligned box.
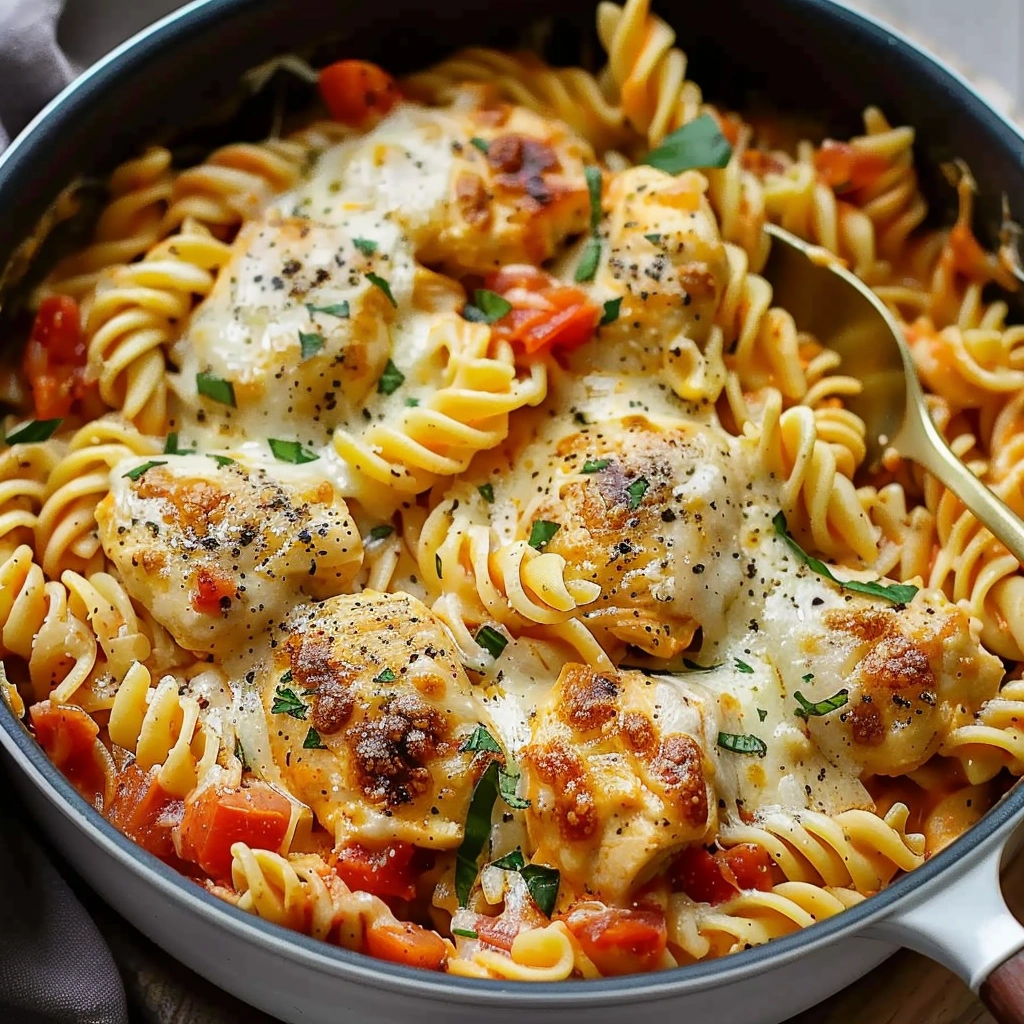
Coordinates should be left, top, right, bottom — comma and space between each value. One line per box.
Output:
760, 222, 1024, 566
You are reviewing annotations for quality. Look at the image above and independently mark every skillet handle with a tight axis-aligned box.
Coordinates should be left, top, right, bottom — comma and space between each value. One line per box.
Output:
982, 952, 1024, 1024
868, 843, 1024, 1020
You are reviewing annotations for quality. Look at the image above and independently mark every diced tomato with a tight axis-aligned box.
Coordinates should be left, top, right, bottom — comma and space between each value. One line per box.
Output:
483, 265, 601, 357
473, 913, 519, 952
319, 60, 400, 129
712, 110, 744, 148
190, 566, 235, 615
334, 841, 418, 901
23, 296, 88, 420
365, 920, 448, 972
814, 140, 889, 193
29, 700, 109, 805
565, 907, 667, 976
106, 759, 182, 861
718, 843, 778, 893
179, 782, 291, 881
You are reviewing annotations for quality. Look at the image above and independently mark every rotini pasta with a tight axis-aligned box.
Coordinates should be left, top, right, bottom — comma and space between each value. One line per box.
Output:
8, 9, 1022, 983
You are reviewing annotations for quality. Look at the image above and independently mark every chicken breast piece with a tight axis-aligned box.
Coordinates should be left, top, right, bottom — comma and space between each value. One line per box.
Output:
255, 590, 496, 849
521, 663, 719, 904
96, 454, 363, 655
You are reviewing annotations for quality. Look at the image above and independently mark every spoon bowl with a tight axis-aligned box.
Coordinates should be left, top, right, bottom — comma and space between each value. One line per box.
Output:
761, 222, 1024, 566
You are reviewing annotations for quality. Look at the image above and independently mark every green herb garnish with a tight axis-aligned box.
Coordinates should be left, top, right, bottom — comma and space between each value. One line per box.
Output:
5, 419, 62, 445
582, 458, 610, 474
478, 483, 495, 503
455, 760, 501, 906
599, 297, 622, 326
460, 725, 503, 754
475, 625, 508, 660
208, 454, 234, 467
377, 358, 405, 395
123, 460, 167, 482
405, 397, 420, 407
497, 763, 529, 809
271, 686, 307, 720
528, 520, 560, 550
757, 708, 768, 722
772, 511, 918, 604
626, 477, 649, 510
491, 849, 527, 872
683, 658, 722, 672
642, 113, 733, 174
585, 165, 603, 232
469, 137, 490, 154
374, 667, 396, 684
575, 237, 601, 283
462, 289, 513, 325
368, 524, 394, 541
794, 689, 850, 719
298, 330, 325, 360
268, 438, 318, 464
735, 659, 754, 674
717, 731, 767, 757
365, 271, 397, 307
353, 237, 378, 256
163, 432, 196, 455
452, 927, 479, 939
305, 301, 350, 319
521, 864, 560, 917
644, 233, 662, 244
435, 552, 443, 579
303, 727, 328, 750
235, 738, 249, 771
196, 371, 236, 407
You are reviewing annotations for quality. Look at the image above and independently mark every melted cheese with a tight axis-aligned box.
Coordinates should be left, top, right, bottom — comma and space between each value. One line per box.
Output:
96, 454, 362, 654
248, 590, 495, 849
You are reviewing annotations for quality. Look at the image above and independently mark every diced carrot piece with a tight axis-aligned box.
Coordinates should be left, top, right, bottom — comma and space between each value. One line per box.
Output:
365, 920, 448, 971
106, 759, 182, 861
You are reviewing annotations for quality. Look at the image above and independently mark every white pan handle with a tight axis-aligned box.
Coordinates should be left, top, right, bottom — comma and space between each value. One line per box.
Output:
867, 843, 1024, 1022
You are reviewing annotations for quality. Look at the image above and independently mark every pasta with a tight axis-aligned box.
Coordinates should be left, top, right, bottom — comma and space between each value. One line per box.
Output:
7, 1, 1024, 983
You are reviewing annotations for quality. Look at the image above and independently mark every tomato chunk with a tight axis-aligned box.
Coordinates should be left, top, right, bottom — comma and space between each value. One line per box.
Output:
718, 843, 778, 893
671, 843, 781, 904
29, 700, 107, 805
565, 907, 667, 976
365, 920, 448, 972
23, 296, 88, 420
191, 566, 236, 615
179, 782, 291, 881
483, 265, 601, 357
814, 140, 889, 193
106, 760, 182, 861
334, 841, 418, 901
319, 60, 400, 129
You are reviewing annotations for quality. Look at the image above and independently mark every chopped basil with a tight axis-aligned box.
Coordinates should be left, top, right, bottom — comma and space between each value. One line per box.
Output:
469, 137, 489, 154
478, 483, 495, 503
365, 271, 397, 307
303, 727, 328, 750
735, 659, 754, 674
455, 759, 501, 906
208, 454, 234, 467
280, 669, 293, 684
5, 418, 62, 445
163, 432, 196, 455
599, 297, 622, 326
642, 113, 733, 174
491, 849, 526, 872
435, 552, 443, 579
772, 511, 918, 604
452, 927, 479, 939
298, 330, 325, 360
196, 371, 236, 407
305, 301, 350, 319
271, 686, 307, 719
462, 288, 512, 325
353, 237, 378, 256
475, 625, 508, 660
122, 460, 167, 482
377, 358, 405, 395
794, 688, 849, 719
497, 763, 529, 809
757, 708, 768, 722
644, 233, 662, 244
460, 725, 502, 755
683, 658, 722, 672
582, 458, 610, 474
405, 397, 420, 407
528, 520, 560, 550
575, 236, 601, 282
268, 438, 319, 464
373, 667, 396, 683
368, 524, 394, 541
626, 476, 649, 510
717, 731, 767, 757
521, 864, 560, 917
585, 165, 603, 232
802, 672, 815, 684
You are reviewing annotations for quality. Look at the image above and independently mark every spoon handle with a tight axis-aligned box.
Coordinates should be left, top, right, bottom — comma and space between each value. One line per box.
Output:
900, 403, 1024, 566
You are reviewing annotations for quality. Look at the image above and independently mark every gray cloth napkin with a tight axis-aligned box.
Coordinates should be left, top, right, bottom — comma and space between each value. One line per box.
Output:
0, 2, 130, 1021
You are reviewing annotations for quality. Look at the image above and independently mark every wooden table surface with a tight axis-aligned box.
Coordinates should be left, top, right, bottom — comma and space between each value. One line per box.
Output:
97, 849, 1024, 1024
